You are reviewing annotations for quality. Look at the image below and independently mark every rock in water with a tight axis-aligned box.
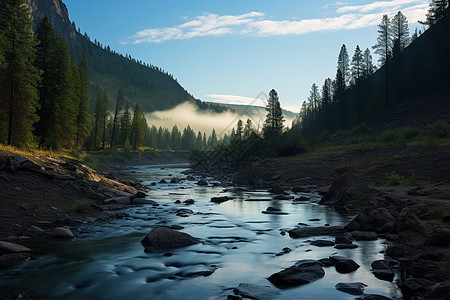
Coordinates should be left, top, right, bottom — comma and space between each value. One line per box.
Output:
310, 240, 335, 247
141, 227, 200, 250
268, 259, 325, 288
319, 172, 362, 206
335, 259, 360, 273
52, 227, 74, 239
335, 282, 367, 295
232, 283, 280, 300
0, 253, 30, 269
211, 196, 233, 204
0, 241, 31, 254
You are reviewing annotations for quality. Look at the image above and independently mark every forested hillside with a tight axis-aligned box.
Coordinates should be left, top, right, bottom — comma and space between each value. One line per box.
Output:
26, 0, 199, 112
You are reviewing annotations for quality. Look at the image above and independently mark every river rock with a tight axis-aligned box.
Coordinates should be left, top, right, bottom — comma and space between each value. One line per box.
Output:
335, 233, 353, 244
356, 295, 392, 300
371, 259, 399, 270
141, 227, 200, 250
310, 240, 335, 247
196, 179, 208, 186
232, 283, 280, 300
170, 178, 180, 184
183, 199, 195, 205
104, 197, 131, 205
133, 191, 147, 199
186, 175, 195, 181
132, 199, 159, 206
319, 172, 362, 206
351, 231, 378, 241
288, 226, 344, 238
273, 195, 294, 200
211, 196, 233, 204
400, 278, 433, 296
335, 282, 367, 295
0, 241, 31, 254
330, 256, 360, 273
425, 228, 450, 246
293, 196, 310, 202
176, 208, 194, 217
372, 269, 395, 282
159, 179, 167, 184
318, 258, 336, 266
0, 253, 30, 269
52, 227, 74, 239
262, 207, 288, 215
268, 259, 325, 288
335, 243, 358, 249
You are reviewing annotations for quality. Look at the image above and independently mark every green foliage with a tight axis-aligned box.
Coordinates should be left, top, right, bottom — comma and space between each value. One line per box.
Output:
0, 0, 40, 146
263, 89, 284, 137
65, 198, 92, 213
384, 171, 408, 185
428, 120, 450, 138
378, 129, 407, 146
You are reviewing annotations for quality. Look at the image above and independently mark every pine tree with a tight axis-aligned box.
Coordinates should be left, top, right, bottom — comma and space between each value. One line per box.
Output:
110, 88, 124, 149
421, 0, 449, 25
101, 92, 110, 149
0, 0, 40, 146
120, 101, 131, 146
390, 11, 409, 54
308, 83, 321, 117
334, 69, 347, 129
195, 131, 203, 150
130, 103, 145, 151
362, 48, 375, 78
351, 45, 363, 84
74, 54, 90, 148
243, 119, 253, 140
373, 15, 392, 66
170, 125, 181, 150
263, 89, 284, 137
209, 129, 218, 147
235, 119, 243, 142
337, 44, 350, 86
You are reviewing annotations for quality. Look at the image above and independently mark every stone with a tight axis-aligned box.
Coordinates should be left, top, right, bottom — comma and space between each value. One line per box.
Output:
330, 256, 360, 273
335, 233, 353, 244
186, 175, 196, 181
159, 179, 167, 184
273, 195, 294, 200
0, 253, 30, 269
401, 278, 432, 295
355, 295, 392, 300
170, 178, 180, 184
0, 241, 31, 254
268, 260, 325, 288
104, 197, 131, 205
268, 186, 285, 194
288, 226, 344, 238
141, 227, 200, 250
262, 210, 288, 215
52, 227, 74, 239
425, 228, 450, 246
232, 283, 280, 300
174, 200, 181, 204
266, 206, 281, 212
371, 259, 399, 270
310, 240, 335, 247
372, 269, 395, 282
183, 199, 195, 205
133, 191, 147, 199
335, 243, 358, 249
293, 196, 310, 201
319, 172, 362, 206
211, 196, 233, 204
176, 208, 194, 217
351, 231, 378, 241
318, 258, 335, 266
335, 282, 367, 295
196, 179, 208, 186
132, 199, 159, 206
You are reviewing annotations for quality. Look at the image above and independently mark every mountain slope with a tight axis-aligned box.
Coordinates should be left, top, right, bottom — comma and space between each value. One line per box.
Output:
27, 0, 195, 112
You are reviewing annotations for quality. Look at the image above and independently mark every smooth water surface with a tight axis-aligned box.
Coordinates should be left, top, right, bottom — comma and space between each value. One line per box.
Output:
0, 165, 402, 299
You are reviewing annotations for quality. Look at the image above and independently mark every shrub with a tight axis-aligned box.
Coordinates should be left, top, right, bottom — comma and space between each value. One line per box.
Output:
378, 130, 406, 146
399, 127, 419, 140
384, 171, 407, 186
428, 121, 450, 139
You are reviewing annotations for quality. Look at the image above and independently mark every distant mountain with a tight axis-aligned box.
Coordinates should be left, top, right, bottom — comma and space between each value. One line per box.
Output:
26, 0, 198, 112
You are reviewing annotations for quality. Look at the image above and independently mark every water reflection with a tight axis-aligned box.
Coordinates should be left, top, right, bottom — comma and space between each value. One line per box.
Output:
0, 165, 402, 299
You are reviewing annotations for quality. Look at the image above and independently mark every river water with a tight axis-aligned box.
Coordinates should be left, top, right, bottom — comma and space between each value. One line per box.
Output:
0, 165, 402, 299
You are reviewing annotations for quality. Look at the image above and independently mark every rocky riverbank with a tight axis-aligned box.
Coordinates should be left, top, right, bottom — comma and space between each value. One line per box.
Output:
193, 145, 450, 299
0, 149, 147, 270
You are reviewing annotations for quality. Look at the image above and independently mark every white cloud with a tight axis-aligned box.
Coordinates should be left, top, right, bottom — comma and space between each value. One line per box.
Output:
127, 1, 428, 43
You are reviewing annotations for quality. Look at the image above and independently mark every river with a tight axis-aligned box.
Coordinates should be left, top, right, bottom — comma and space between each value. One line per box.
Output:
0, 164, 402, 299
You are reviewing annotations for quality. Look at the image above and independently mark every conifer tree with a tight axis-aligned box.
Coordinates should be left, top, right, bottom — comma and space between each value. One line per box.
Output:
74, 55, 90, 148
334, 69, 347, 129
373, 15, 392, 65
120, 101, 131, 146
243, 119, 253, 140
308, 84, 321, 117
195, 131, 203, 150
0, 0, 40, 146
421, 0, 449, 25
263, 89, 284, 137
390, 11, 410, 54
235, 119, 243, 142
171, 125, 181, 150
110, 88, 124, 149
209, 129, 218, 147
130, 103, 145, 150
351, 45, 363, 84
337, 44, 350, 86
362, 48, 375, 78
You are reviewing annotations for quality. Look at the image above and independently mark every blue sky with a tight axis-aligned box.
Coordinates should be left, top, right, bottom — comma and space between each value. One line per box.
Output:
65, 0, 429, 113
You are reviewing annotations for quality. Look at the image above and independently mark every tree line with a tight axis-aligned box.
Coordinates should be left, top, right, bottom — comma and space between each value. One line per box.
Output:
0, 0, 222, 152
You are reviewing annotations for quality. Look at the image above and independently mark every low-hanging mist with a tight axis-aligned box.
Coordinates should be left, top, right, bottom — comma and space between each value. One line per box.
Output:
144, 102, 295, 136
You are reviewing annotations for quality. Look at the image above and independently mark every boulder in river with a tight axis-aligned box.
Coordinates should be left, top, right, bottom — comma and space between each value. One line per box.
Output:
211, 196, 233, 204
0, 253, 30, 269
141, 227, 200, 250
196, 179, 208, 186
0, 241, 31, 254
372, 269, 395, 282
183, 199, 195, 205
268, 259, 325, 288
52, 227, 74, 239
351, 231, 378, 241
319, 172, 363, 206
232, 283, 280, 300
310, 240, 335, 247
335, 282, 367, 295
288, 226, 344, 238
176, 208, 194, 217
262, 207, 288, 215
330, 256, 360, 273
